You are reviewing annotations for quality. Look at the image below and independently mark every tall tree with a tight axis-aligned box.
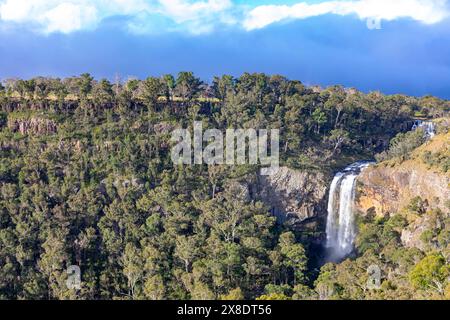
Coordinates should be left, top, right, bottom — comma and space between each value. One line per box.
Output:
175, 72, 202, 104
78, 73, 94, 99
140, 77, 163, 113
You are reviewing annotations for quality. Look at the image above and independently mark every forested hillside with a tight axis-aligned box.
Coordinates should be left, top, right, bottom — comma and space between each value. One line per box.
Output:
0, 73, 448, 300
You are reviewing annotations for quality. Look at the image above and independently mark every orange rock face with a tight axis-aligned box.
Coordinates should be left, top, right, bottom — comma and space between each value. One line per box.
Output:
355, 163, 449, 217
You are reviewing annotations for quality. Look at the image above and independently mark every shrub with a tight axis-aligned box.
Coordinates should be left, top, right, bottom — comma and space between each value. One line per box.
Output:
376, 129, 427, 162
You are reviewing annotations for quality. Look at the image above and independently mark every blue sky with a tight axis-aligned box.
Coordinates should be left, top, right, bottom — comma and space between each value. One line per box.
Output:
1, 0, 450, 98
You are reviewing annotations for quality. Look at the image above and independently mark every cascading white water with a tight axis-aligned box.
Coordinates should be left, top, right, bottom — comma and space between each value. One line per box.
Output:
412, 120, 436, 139
325, 162, 372, 262
324, 120, 435, 262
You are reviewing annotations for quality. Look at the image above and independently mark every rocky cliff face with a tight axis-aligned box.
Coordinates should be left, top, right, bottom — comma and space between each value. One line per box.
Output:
355, 133, 450, 250
8, 117, 57, 135
257, 167, 329, 230
356, 134, 450, 217
356, 165, 449, 216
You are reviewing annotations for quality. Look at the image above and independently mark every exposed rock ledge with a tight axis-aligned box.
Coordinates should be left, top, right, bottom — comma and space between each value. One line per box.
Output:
356, 165, 449, 217
8, 117, 57, 135
355, 132, 450, 250
257, 167, 328, 227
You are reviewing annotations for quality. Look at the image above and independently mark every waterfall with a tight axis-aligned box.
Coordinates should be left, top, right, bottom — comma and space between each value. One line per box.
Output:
325, 162, 372, 262
412, 120, 436, 139
324, 120, 435, 262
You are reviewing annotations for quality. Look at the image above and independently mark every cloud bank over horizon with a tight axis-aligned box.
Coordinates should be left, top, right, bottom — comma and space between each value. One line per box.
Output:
0, 0, 234, 34
244, 0, 449, 30
0, 0, 448, 34
1, 0, 450, 99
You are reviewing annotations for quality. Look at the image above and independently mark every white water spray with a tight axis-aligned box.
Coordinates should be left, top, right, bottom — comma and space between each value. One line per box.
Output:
412, 120, 436, 139
325, 120, 435, 262
325, 162, 372, 261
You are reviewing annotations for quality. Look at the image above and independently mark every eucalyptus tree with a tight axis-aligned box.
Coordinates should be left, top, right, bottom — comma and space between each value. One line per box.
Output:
140, 77, 163, 113
78, 73, 94, 99
175, 72, 202, 105
162, 74, 175, 103
92, 79, 114, 108
212, 75, 235, 103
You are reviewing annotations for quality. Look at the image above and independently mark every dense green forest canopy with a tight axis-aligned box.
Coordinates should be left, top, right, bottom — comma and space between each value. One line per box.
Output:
0, 73, 449, 300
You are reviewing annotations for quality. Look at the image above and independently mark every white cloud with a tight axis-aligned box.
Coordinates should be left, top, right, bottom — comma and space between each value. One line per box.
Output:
0, 0, 107, 32
41, 3, 98, 33
0, 0, 448, 34
243, 0, 450, 30
158, 0, 232, 22
0, 0, 232, 33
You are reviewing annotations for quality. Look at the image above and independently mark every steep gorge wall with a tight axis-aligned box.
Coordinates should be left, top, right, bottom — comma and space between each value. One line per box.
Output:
356, 165, 449, 216
256, 167, 329, 231
355, 160, 449, 251
355, 134, 450, 217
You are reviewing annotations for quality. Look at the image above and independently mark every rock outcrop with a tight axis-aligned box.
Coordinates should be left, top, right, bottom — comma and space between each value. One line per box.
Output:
356, 165, 449, 216
8, 117, 57, 135
400, 214, 434, 251
355, 131, 450, 252
356, 134, 450, 217
257, 167, 329, 228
